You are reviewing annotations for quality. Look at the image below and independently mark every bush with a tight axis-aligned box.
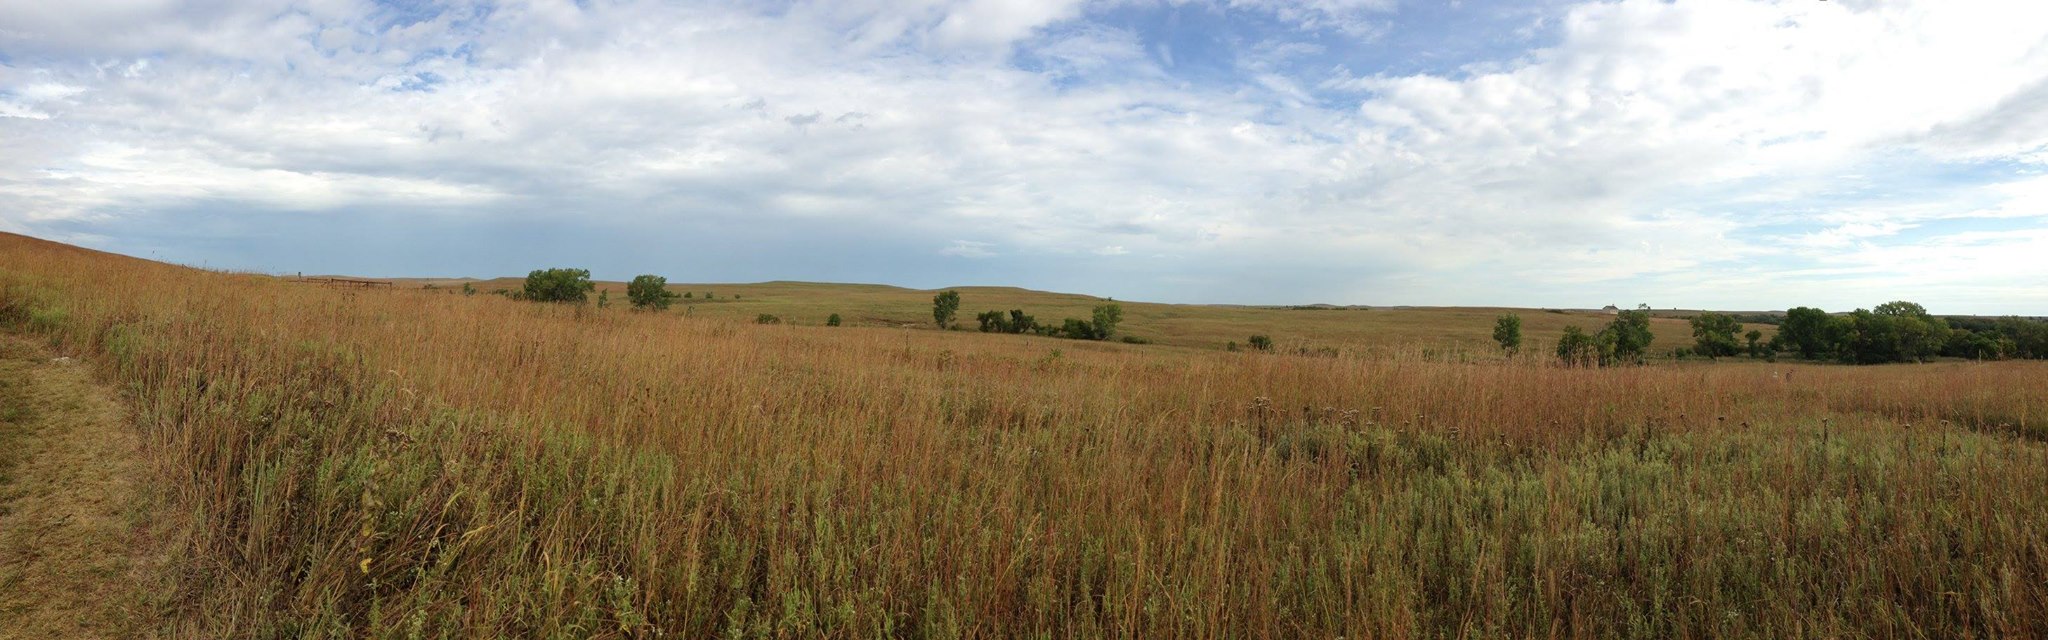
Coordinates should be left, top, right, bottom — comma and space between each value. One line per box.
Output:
627, 275, 680, 311
1556, 325, 1602, 367
1689, 312, 1742, 359
523, 268, 595, 303
755, 314, 781, 325
932, 290, 960, 329
1601, 305, 1654, 364
1247, 335, 1273, 351
1120, 335, 1150, 344
1493, 314, 1522, 356
826, 313, 842, 327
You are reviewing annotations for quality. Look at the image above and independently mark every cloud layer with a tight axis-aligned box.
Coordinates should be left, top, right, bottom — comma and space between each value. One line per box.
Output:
3, 0, 2046, 313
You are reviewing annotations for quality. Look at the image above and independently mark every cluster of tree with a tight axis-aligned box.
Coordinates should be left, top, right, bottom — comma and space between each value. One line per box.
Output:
522, 269, 689, 312
522, 268, 595, 303
1554, 305, 1656, 367
1529, 300, 2047, 367
1773, 303, 2048, 363
976, 309, 1037, 334
935, 290, 1124, 341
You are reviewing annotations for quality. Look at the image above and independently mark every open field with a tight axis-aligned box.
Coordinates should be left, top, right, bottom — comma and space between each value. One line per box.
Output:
388, 276, 1724, 354
4, 231, 2046, 638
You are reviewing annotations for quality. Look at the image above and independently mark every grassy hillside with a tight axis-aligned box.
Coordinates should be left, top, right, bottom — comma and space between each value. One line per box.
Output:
4, 231, 2043, 638
401, 277, 1730, 355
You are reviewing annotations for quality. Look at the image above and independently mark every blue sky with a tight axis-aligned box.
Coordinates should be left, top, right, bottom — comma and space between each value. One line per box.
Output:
3, 0, 2047, 314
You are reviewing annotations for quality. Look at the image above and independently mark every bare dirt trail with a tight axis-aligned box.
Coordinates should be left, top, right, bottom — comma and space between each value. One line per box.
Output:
0, 333, 169, 638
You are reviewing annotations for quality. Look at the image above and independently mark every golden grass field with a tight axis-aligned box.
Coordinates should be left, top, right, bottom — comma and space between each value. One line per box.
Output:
403, 276, 1725, 355
2, 231, 2044, 638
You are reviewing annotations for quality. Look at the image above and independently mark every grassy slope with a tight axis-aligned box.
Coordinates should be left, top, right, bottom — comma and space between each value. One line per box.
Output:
6, 232, 2043, 638
408, 277, 1734, 355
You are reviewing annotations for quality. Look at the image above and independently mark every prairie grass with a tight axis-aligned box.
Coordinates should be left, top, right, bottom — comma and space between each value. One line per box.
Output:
2, 231, 2044, 638
416, 277, 1718, 353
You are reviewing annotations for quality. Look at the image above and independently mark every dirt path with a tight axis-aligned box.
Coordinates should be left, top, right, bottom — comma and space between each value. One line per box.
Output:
0, 334, 166, 638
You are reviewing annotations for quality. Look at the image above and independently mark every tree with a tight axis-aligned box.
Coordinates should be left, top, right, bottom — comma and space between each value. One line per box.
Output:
1008, 310, 1037, 334
1248, 335, 1274, 351
1745, 330, 1764, 358
1556, 325, 1601, 367
1090, 303, 1123, 340
597, 289, 610, 309
1777, 307, 1835, 359
1874, 301, 1949, 362
523, 268, 594, 303
1492, 314, 1523, 356
976, 310, 1010, 333
627, 275, 680, 310
932, 290, 960, 329
1600, 304, 1655, 364
826, 313, 842, 327
1689, 312, 1742, 359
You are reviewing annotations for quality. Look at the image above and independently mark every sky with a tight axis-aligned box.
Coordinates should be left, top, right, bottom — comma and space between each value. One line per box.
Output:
3, 0, 2048, 314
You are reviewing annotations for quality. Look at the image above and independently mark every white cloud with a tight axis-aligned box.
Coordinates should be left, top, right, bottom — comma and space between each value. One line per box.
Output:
941, 240, 997, 258
0, 0, 2046, 312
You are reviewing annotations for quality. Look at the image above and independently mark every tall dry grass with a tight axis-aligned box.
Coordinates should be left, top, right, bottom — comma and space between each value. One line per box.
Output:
2, 232, 2045, 638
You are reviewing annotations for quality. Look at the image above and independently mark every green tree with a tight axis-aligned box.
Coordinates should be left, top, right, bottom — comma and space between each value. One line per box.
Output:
1090, 303, 1123, 340
461, 282, 476, 296
976, 310, 1010, 333
1874, 301, 1949, 362
1599, 304, 1655, 364
932, 290, 961, 329
1689, 312, 1743, 359
1556, 325, 1602, 367
523, 268, 594, 303
1492, 314, 1523, 356
597, 289, 610, 309
826, 313, 842, 327
627, 275, 680, 310
1008, 310, 1036, 334
1745, 329, 1764, 358
1777, 307, 1835, 359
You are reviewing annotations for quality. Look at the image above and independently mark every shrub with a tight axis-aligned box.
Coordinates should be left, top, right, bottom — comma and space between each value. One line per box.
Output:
1247, 335, 1273, 351
1120, 335, 1150, 344
523, 268, 594, 303
826, 313, 842, 327
627, 275, 680, 311
755, 314, 781, 325
1556, 325, 1602, 367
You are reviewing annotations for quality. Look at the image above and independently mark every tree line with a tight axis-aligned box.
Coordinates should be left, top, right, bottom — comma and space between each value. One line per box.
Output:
1490, 301, 2048, 366
936, 290, 1127, 341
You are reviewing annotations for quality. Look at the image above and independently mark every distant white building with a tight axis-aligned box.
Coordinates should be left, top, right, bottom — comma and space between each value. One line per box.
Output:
1601, 305, 1620, 314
